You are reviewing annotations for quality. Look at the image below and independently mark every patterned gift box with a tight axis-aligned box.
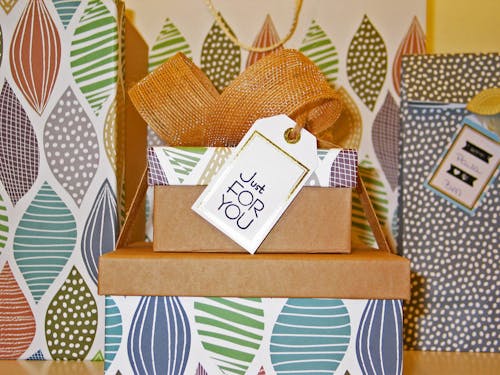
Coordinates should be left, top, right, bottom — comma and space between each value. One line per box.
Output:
104, 295, 404, 375
100, 244, 410, 375
0, 0, 147, 360
399, 53, 499, 351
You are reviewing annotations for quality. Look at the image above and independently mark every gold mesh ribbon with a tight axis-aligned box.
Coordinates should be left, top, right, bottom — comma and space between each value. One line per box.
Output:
129, 49, 344, 147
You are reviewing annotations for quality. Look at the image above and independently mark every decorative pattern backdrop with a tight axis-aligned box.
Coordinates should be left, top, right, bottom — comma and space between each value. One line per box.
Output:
0, 0, 120, 360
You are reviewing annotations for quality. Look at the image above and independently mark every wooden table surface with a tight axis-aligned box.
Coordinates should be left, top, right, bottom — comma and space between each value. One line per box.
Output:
0, 351, 498, 374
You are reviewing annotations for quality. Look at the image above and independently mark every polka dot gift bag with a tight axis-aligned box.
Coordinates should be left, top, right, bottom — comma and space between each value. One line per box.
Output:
398, 53, 500, 352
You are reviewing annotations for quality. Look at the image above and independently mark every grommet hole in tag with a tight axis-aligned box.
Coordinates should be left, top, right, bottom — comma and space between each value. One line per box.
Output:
284, 127, 301, 144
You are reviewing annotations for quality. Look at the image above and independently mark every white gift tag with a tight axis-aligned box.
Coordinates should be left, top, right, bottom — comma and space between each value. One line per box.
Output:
192, 115, 318, 254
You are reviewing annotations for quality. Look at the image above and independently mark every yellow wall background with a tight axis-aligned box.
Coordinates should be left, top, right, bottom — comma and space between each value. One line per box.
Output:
428, 0, 500, 52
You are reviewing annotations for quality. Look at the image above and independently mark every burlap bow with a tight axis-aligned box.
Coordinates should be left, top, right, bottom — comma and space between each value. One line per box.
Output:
128, 49, 346, 147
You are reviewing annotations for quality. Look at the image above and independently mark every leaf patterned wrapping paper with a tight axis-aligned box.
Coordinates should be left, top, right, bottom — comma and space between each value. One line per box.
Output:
0, 80, 39, 205
128, 296, 191, 375
194, 297, 265, 375
0, 193, 8, 250
104, 296, 122, 371
347, 15, 387, 111
0, 24, 3, 68
44, 87, 100, 207
71, 0, 118, 115
45, 266, 98, 360
246, 15, 283, 68
13, 182, 77, 303
356, 300, 403, 375
0, 262, 36, 359
9, 0, 61, 115
299, 20, 339, 86
392, 17, 426, 95
81, 179, 118, 285
52, 0, 80, 29
1, 0, 120, 362
270, 299, 350, 374
371, 92, 400, 190
0, 0, 18, 14
201, 17, 241, 92
149, 18, 191, 72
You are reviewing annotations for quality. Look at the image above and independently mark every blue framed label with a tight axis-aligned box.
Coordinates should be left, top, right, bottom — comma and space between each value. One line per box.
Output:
425, 117, 500, 214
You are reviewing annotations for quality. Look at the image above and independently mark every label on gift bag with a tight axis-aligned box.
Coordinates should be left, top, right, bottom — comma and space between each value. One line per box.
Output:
192, 114, 318, 253
426, 117, 500, 214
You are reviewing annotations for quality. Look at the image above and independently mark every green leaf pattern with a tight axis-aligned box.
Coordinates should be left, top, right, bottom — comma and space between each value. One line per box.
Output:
299, 20, 339, 85
194, 297, 265, 375
71, 0, 118, 115
149, 18, 191, 72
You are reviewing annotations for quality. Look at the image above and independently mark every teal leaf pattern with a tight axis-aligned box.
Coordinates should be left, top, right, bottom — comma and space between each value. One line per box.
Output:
149, 18, 191, 73
52, 0, 80, 29
299, 20, 339, 85
352, 159, 390, 248
194, 297, 265, 375
270, 299, 350, 374
81, 179, 118, 285
347, 15, 387, 110
201, 16, 241, 92
105, 296, 122, 371
13, 182, 76, 303
0, 193, 7, 251
71, 0, 118, 115
45, 266, 98, 360
44, 87, 99, 207
162, 147, 207, 183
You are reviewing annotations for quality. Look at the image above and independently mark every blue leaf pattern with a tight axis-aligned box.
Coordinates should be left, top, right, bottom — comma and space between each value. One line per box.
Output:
128, 296, 191, 375
356, 300, 403, 375
81, 179, 118, 285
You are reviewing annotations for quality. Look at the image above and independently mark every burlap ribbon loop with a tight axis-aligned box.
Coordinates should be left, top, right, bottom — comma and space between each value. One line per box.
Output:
129, 49, 343, 147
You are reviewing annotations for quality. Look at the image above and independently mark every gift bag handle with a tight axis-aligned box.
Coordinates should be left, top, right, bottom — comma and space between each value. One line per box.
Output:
116, 167, 393, 253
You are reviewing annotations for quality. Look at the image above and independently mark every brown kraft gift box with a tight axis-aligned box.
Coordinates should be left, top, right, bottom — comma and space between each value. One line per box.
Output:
147, 147, 358, 253
154, 186, 351, 253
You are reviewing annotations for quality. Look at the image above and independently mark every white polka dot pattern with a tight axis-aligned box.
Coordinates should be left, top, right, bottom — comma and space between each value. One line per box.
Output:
399, 53, 500, 352
44, 87, 99, 206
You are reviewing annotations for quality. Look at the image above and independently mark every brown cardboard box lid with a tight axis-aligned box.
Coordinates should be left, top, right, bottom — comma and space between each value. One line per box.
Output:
99, 242, 410, 299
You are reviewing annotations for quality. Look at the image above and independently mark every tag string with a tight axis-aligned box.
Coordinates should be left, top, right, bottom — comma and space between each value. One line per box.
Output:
204, 0, 304, 52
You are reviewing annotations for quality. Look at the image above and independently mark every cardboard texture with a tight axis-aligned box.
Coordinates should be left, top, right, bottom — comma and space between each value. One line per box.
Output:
99, 243, 410, 299
148, 147, 357, 253
154, 186, 352, 253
